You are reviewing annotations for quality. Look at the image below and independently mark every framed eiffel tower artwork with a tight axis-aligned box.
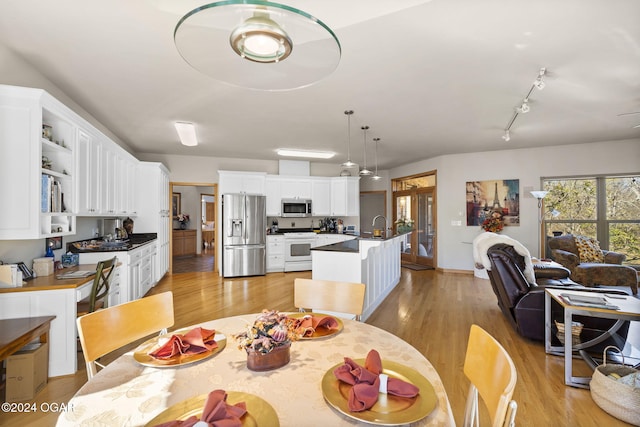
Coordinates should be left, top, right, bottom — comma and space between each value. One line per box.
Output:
465, 179, 520, 227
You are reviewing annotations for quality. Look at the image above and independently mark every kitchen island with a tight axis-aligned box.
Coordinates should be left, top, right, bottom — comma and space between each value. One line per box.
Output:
311, 231, 407, 321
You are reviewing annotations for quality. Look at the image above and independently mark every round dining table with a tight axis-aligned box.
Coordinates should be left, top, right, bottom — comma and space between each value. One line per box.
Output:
57, 314, 455, 426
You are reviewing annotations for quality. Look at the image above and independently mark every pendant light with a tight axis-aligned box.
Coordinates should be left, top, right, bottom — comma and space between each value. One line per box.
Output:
359, 125, 372, 176
371, 137, 382, 180
341, 110, 356, 168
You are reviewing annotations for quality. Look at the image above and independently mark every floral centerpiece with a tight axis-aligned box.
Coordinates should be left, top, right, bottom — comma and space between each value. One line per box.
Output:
481, 211, 504, 233
234, 310, 300, 371
395, 217, 414, 233
177, 213, 190, 229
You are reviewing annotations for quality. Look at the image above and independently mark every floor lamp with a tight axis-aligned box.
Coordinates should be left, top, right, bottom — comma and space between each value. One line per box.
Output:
530, 190, 549, 258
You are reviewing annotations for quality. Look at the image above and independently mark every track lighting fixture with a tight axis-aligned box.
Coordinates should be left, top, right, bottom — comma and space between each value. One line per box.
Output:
501, 67, 547, 141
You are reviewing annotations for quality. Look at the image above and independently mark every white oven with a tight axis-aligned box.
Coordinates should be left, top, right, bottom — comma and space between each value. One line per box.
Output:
284, 232, 316, 272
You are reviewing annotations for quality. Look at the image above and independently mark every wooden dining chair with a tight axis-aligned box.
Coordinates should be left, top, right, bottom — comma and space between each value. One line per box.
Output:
76, 256, 117, 317
463, 324, 518, 427
294, 278, 366, 321
76, 291, 175, 379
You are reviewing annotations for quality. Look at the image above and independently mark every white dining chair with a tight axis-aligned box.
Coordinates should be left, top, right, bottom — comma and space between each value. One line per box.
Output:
294, 278, 365, 321
76, 291, 174, 379
463, 324, 518, 427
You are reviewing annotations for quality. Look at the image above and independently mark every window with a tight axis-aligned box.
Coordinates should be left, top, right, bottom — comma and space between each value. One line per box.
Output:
542, 175, 640, 263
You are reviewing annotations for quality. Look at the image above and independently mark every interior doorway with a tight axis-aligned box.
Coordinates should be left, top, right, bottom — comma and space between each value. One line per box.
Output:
360, 191, 387, 237
392, 172, 437, 268
169, 182, 218, 274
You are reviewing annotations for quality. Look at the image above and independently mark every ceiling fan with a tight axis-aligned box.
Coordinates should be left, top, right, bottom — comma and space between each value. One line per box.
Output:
617, 111, 640, 128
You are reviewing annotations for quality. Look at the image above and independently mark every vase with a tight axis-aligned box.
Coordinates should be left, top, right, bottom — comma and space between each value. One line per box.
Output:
398, 225, 413, 234
246, 342, 291, 371
179, 222, 187, 230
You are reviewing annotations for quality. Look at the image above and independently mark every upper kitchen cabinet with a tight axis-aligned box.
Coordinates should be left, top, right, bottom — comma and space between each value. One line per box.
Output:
76, 128, 101, 215
0, 85, 77, 239
265, 175, 282, 216
330, 177, 360, 217
279, 177, 311, 199
311, 177, 332, 216
218, 171, 266, 195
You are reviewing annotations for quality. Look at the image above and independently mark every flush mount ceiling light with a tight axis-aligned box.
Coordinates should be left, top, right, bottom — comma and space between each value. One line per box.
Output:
371, 137, 382, 180
501, 67, 547, 141
174, 1, 341, 90
359, 125, 372, 176
174, 122, 198, 146
276, 148, 334, 159
341, 110, 357, 168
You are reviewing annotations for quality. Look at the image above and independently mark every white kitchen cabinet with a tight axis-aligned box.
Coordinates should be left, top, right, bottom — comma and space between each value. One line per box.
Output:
266, 235, 285, 272
218, 170, 266, 195
265, 176, 282, 216
311, 177, 332, 216
136, 162, 170, 281
107, 266, 122, 307
0, 85, 77, 239
76, 128, 102, 215
330, 177, 360, 216
280, 177, 311, 199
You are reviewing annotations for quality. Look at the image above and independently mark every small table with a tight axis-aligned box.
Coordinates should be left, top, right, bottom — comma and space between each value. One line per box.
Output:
544, 288, 640, 388
0, 316, 56, 362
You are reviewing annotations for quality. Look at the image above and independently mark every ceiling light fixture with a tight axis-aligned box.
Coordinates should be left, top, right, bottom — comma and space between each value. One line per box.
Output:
359, 125, 372, 176
501, 67, 547, 141
174, 1, 341, 90
341, 110, 356, 168
372, 137, 382, 180
174, 122, 198, 146
276, 148, 335, 159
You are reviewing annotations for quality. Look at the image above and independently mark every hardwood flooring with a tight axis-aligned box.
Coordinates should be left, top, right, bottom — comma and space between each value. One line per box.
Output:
2, 268, 636, 427
172, 246, 214, 274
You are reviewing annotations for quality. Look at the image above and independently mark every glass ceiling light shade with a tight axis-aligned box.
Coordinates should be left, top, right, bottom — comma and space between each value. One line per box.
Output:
372, 137, 381, 180
174, 122, 198, 146
276, 148, 334, 159
341, 110, 356, 168
359, 125, 372, 176
174, 1, 341, 90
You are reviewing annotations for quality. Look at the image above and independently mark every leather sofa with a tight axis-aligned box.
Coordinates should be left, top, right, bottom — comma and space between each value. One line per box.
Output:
485, 242, 629, 345
548, 234, 637, 295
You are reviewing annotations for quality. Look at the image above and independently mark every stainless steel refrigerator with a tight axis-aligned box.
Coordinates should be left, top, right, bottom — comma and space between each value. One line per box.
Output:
222, 193, 266, 277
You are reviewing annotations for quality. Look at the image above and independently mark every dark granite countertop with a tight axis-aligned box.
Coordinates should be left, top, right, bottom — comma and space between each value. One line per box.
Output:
67, 233, 157, 253
311, 239, 359, 253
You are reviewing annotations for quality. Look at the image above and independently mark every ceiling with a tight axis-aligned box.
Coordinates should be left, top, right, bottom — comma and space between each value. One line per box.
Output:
1, 0, 639, 170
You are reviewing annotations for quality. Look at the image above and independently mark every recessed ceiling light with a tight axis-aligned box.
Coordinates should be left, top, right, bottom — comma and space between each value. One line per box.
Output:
174, 122, 198, 146
276, 149, 335, 159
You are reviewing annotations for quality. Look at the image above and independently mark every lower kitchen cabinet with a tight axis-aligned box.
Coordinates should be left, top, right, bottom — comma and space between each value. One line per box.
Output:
173, 229, 197, 257
266, 235, 285, 272
78, 240, 157, 304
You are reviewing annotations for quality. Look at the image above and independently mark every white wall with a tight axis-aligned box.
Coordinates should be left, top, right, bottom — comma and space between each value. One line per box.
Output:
390, 138, 640, 272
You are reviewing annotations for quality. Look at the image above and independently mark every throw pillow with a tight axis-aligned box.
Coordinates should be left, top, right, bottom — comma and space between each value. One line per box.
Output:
575, 235, 604, 263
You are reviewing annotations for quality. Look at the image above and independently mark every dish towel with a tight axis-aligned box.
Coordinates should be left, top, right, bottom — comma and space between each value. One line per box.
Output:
333, 349, 420, 412
152, 389, 246, 427
149, 327, 218, 360
294, 314, 339, 337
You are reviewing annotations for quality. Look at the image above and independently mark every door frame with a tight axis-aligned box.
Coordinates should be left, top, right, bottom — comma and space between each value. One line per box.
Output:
169, 182, 218, 274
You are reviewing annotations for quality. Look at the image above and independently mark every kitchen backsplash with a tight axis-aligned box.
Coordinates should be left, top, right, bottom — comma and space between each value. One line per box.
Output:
267, 216, 358, 231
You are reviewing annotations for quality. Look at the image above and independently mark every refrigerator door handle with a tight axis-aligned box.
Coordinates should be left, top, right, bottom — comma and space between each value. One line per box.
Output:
243, 194, 248, 242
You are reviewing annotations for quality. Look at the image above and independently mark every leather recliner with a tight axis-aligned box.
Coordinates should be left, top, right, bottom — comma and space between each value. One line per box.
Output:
485, 243, 629, 345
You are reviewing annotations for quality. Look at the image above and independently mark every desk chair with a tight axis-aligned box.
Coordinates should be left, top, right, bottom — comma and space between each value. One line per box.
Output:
76, 256, 117, 316
463, 324, 518, 427
77, 291, 175, 379
294, 278, 365, 321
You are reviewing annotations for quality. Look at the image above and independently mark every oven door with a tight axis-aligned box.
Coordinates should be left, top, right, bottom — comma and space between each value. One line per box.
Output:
285, 239, 313, 262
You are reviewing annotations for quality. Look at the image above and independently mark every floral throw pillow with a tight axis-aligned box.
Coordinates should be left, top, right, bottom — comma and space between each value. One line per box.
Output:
575, 235, 604, 263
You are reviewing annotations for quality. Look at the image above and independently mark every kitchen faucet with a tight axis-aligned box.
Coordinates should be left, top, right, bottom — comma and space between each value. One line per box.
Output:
372, 215, 387, 236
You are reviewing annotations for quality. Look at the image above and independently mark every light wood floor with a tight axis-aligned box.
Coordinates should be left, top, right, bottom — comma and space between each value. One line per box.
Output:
2, 268, 636, 427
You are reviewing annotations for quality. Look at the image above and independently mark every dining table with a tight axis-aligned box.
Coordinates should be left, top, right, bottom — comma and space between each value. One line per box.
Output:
56, 313, 455, 426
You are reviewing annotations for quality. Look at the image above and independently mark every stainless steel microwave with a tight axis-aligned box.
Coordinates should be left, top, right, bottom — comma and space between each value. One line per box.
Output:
281, 199, 312, 217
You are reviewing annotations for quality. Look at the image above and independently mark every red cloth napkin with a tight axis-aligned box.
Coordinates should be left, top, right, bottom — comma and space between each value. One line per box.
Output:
149, 327, 218, 360
294, 314, 339, 337
152, 389, 247, 427
333, 349, 420, 412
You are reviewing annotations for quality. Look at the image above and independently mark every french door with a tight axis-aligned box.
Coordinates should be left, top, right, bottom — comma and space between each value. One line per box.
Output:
393, 187, 435, 267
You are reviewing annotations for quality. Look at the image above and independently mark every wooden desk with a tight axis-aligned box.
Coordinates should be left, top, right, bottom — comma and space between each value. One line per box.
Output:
0, 316, 55, 362
0, 265, 102, 377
